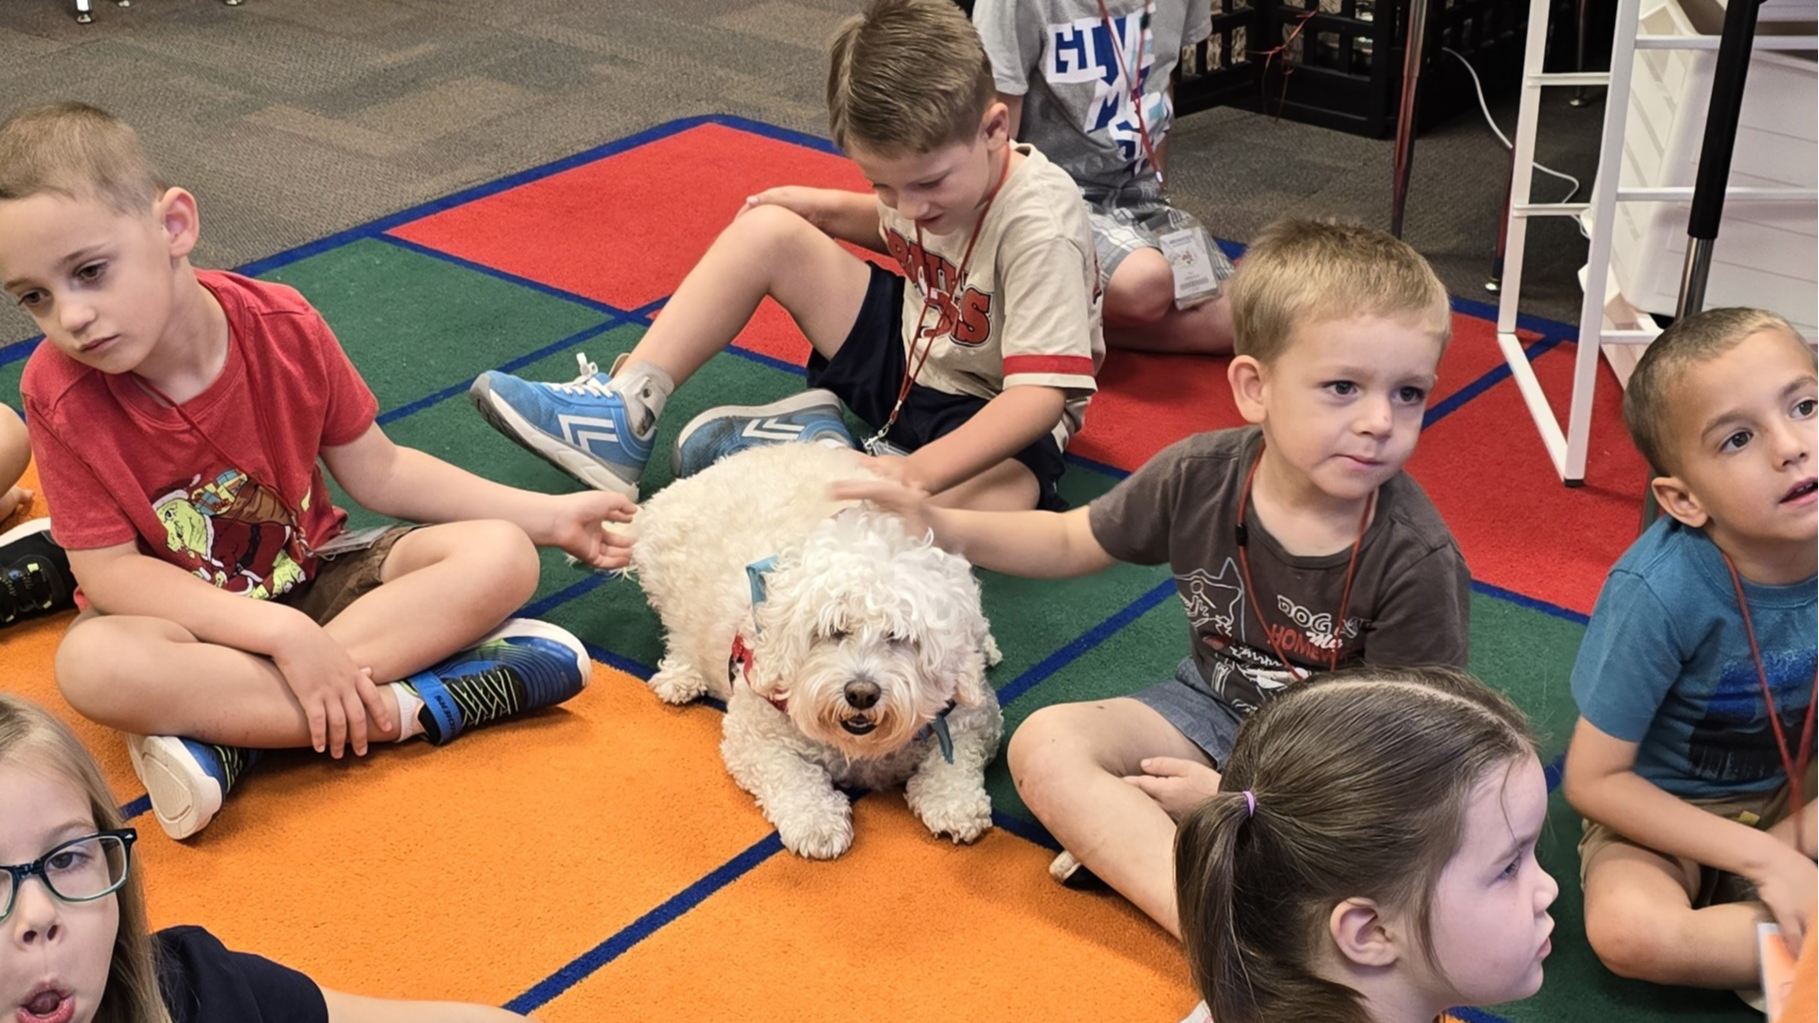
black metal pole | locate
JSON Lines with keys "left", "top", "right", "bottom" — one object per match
{"left": 1674, "top": 0, "right": 1766, "bottom": 320}
{"left": 1646, "top": 0, "right": 1765, "bottom": 529}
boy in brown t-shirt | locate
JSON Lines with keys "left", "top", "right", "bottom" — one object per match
{"left": 840, "top": 219, "right": 1471, "bottom": 935}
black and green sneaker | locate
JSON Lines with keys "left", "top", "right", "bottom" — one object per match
{"left": 401, "top": 619, "right": 591, "bottom": 745}
{"left": 0, "top": 519, "right": 76, "bottom": 626}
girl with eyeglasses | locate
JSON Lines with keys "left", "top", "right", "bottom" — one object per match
{"left": 0, "top": 694, "right": 531, "bottom": 1023}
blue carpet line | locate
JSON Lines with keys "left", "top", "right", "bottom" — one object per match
{"left": 991, "top": 809, "right": 1060, "bottom": 851}
{"left": 703, "top": 113, "right": 845, "bottom": 157}
{"left": 0, "top": 334, "right": 41, "bottom": 368}
{"left": 1451, "top": 1005, "right": 1521, "bottom": 1023}
{"left": 372, "top": 233, "right": 639, "bottom": 321}
{"left": 1189, "top": 234, "right": 1582, "bottom": 344}
{"left": 376, "top": 319, "right": 622, "bottom": 426}
{"left": 1424, "top": 334, "right": 1570, "bottom": 430}
{"left": 519, "top": 572, "right": 614, "bottom": 620}
{"left": 1450, "top": 293, "right": 1582, "bottom": 348}
{"left": 995, "top": 577, "right": 1179, "bottom": 708}
{"left": 504, "top": 831, "right": 786, "bottom": 1013}
{"left": 1470, "top": 580, "right": 1590, "bottom": 626}
{"left": 1545, "top": 752, "right": 1566, "bottom": 793}
{"left": 1062, "top": 449, "right": 1130, "bottom": 479}
{"left": 233, "top": 115, "right": 735, "bottom": 281}
{"left": 579, "top": 639, "right": 656, "bottom": 682}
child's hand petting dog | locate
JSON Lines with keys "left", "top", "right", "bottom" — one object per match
{"left": 1123, "top": 757, "right": 1221, "bottom": 821}
{"left": 832, "top": 461, "right": 936, "bottom": 543}
{"left": 545, "top": 491, "right": 637, "bottom": 570}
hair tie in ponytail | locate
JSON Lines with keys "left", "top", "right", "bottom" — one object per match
{"left": 1243, "top": 790, "right": 1256, "bottom": 818}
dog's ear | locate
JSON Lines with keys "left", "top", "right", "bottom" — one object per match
{"left": 951, "top": 644, "right": 992, "bottom": 708}
{"left": 748, "top": 561, "right": 807, "bottom": 699}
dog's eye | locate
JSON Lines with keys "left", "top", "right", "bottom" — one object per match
{"left": 827, "top": 627, "right": 850, "bottom": 641}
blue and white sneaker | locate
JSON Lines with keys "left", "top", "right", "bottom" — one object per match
{"left": 671, "top": 389, "right": 857, "bottom": 479}
{"left": 126, "top": 735, "right": 258, "bottom": 840}
{"left": 402, "top": 619, "right": 590, "bottom": 746}
{"left": 469, "top": 353, "right": 659, "bottom": 500}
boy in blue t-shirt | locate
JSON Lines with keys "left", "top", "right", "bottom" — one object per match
{"left": 1563, "top": 307, "right": 1817, "bottom": 992}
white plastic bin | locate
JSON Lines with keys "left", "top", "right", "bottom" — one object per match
{"left": 1604, "top": 0, "right": 1818, "bottom": 335}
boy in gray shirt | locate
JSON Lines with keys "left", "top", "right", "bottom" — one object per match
{"left": 839, "top": 220, "right": 1471, "bottom": 935}
{"left": 976, "top": 0, "right": 1237, "bottom": 354}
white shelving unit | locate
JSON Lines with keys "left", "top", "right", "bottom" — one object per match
{"left": 1492, "top": 0, "right": 1819, "bottom": 484}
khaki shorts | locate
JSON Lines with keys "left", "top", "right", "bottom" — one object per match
{"left": 1579, "top": 758, "right": 1818, "bottom": 902}
{"left": 69, "top": 524, "right": 416, "bottom": 630}
{"left": 284, "top": 524, "right": 416, "bottom": 624}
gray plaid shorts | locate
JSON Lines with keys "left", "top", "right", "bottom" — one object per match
{"left": 1083, "top": 180, "right": 1237, "bottom": 288}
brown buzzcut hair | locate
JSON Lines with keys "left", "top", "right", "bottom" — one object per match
{"left": 0, "top": 102, "right": 166, "bottom": 215}
{"left": 1227, "top": 218, "right": 1452, "bottom": 364}
{"left": 1174, "top": 665, "right": 1538, "bottom": 1023}
{"left": 1622, "top": 306, "right": 1810, "bottom": 475}
{"left": 826, "top": 0, "right": 996, "bottom": 156}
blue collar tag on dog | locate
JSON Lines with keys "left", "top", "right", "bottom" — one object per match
{"left": 917, "top": 700, "right": 958, "bottom": 763}
{"left": 744, "top": 556, "right": 779, "bottom": 629}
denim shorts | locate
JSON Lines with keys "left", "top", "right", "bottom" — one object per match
{"left": 1130, "top": 655, "right": 1244, "bottom": 767}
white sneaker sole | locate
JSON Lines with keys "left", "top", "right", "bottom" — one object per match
{"left": 0, "top": 517, "right": 54, "bottom": 546}
{"left": 125, "top": 734, "right": 223, "bottom": 841}
{"left": 670, "top": 388, "right": 847, "bottom": 474}
{"left": 485, "top": 618, "right": 592, "bottom": 687}
{"left": 473, "top": 385, "right": 642, "bottom": 501}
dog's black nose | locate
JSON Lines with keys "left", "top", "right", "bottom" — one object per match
{"left": 843, "top": 679, "right": 880, "bottom": 709}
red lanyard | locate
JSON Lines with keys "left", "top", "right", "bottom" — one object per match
{"left": 1234, "top": 443, "right": 1374, "bottom": 675}
{"left": 872, "top": 148, "right": 1015, "bottom": 444}
{"left": 133, "top": 373, "right": 308, "bottom": 543}
{"left": 1720, "top": 551, "right": 1817, "bottom": 833}
{"left": 1092, "top": 0, "right": 1165, "bottom": 188}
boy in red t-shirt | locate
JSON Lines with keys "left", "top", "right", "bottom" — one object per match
{"left": 0, "top": 103, "right": 636, "bottom": 840}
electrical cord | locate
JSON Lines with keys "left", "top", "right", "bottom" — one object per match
{"left": 1442, "top": 45, "right": 1583, "bottom": 204}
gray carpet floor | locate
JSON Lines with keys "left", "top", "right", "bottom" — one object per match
{"left": 0, "top": 0, "right": 1604, "bottom": 347}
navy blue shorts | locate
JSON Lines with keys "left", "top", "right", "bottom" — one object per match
{"left": 807, "top": 264, "right": 1069, "bottom": 511}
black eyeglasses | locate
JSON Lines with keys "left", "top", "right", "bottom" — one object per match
{"left": 1, "top": 828, "right": 136, "bottom": 920}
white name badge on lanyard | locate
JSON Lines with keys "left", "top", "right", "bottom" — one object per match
{"left": 1155, "top": 220, "right": 1224, "bottom": 309}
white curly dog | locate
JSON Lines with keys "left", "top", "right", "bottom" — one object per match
{"left": 630, "top": 442, "right": 1003, "bottom": 859}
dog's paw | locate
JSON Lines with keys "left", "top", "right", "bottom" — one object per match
{"left": 982, "top": 633, "right": 1003, "bottom": 668}
{"left": 911, "top": 790, "right": 993, "bottom": 845}
{"left": 648, "top": 658, "right": 710, "bottom": 705}
{"left": 773, "top": 803, "right": 855, "bottom": 860}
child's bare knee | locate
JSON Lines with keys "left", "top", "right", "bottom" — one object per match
{"left": 465, "top": 519, "right": 539, "bottom": 605}
{"left": 725, "top": 203, "right": 817, "bottom": 254}
{"left": 1107, "top": 253, "right": 1176, "bottom": 324}
{"left": 1008, "top": 706, "right": 1088, "bottom": 797}
{"left": 1583, "top": 896, "right": 1681, "bottom": 982}
{"left": 55, "top": 621, "right": 130, "bottom": 715}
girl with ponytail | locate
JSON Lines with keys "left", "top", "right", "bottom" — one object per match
{"left": 1175, "top": 666, "right": 1559, "bottom": 1023}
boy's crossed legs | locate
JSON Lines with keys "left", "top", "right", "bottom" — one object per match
{"left": 1010, "top": 694, "right": 1218, "bottom": 937}
{"left": 1581, "top": 788, "right": 1817, "bottom": 988}
{"left": 471, "top": 205, "right": 1047, "bottom": 511}
{"left": 55, "top": 519, "right": 586, "bottom": 837}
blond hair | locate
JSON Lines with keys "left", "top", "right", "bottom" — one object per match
{"left": 1623, "top": 306, "right": 1810, "bottom": 475}
{"left": 827, "top": 0, "right": 996, "bottom": 156}
{"left": 1228, "top": 219, "right": 1451, "bottom": 364}
{"left": 1175, "top": 666, "right": 1537, "bottom": 1023}
{"left": 0, "top": 695, "right": 173, "bottom": 1023}
{"left": 0, "top": 102, "right": 166, "bottom": 215}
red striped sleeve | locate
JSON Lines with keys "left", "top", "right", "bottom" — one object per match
{"left": 1002, "top": 354, "right": 1096, "bottom": 377}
